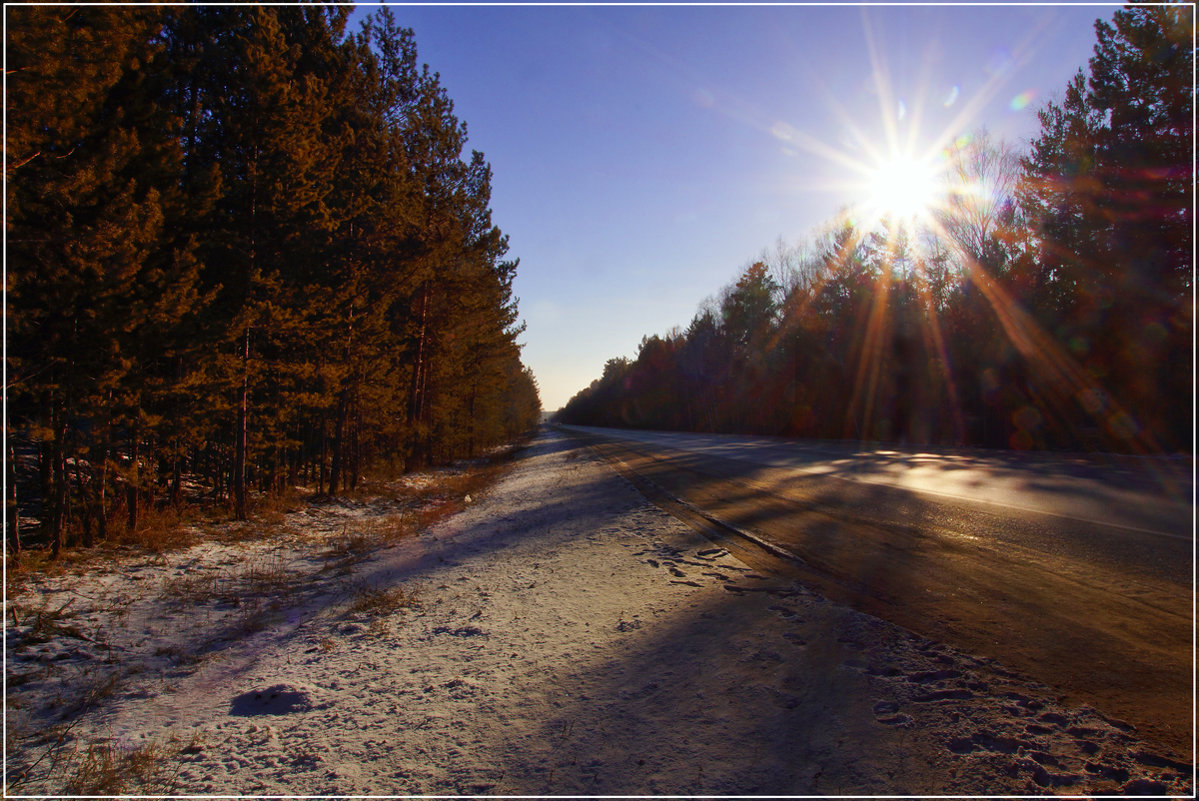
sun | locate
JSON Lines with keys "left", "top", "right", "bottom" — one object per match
{"left": 864, "top": 152, "right": 944, "bottom": 226}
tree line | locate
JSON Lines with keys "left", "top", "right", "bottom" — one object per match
{"left": 6, "top": 6, "right": 541, "bottom": 558}
{"left": 558, "top": 7, "right": 1190, "bottom": 457}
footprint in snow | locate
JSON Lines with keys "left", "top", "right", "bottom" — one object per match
{"left": 431, "top": 625, "right": 486, "bottom": 638}
{"left": 872, "top": 700, "right": 912, "bottom": 727}
{"left": 782, "top": 632, "right": 807, "bottom": 647}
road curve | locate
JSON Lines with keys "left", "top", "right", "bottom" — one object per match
{"left": 563, "top": 425, "right": 1194, "bottom": 758}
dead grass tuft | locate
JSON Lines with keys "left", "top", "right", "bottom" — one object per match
{"left": 110, "top": 504, "right": 198, "bottom": 552}
{"left": 61, "top": 740, "right": 171, "bottom": 795}
{"left": 9, "top": 596, "right": 90, "bottom": 645}
{"left": 347, "top": 582, "right": 420, "bottom": 618}
{"left": 158, "top": 549, "right": 297, "bottom": 609}
{"left": 358, "top": 512, "right": 412, "bottom": 544}
{"left": 45, "top": 730, "right": 203, "bottom": 796}
{"left": 249, "top": 489, "right": 305, "bottom": 524}
{"left": 320, "top": 528, "right": 378, "bottom": 574}
{"left": 5, "top": 670, "right": 132, "bottom": 794}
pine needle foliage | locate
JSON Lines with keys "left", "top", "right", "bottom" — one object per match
{"left": 6, "top": 7, "right": 540, "bottom": 553}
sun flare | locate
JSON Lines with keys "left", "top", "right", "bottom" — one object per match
{"left": 864, "top": 152, "right": 943, "bottom": 225}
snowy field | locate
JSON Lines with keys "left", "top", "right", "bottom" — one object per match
{"left": 5, "top": 428, "right": 1193, "bottom": 795}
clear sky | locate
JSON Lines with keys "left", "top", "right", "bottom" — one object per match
{"left": 362, "top": 3, "right": 1118, "bottom": 411}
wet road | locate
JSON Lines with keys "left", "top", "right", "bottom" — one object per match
{"left": 563, "top": 425, "right": 1194, "bottom": 757}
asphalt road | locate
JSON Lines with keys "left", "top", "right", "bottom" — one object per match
{"left": 563, "top": 425, "right": 1194, "bottom": 758}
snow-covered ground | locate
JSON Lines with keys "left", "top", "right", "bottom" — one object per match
{"left": 5, "top": 428, "right": 1193, "bottom": 795}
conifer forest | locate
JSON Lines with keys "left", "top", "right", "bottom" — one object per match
{"left": 558, "top": 8, "right": 1191, "bottom": 463}
{"left": 6, "top": 7, "right": 542, "bottom": 557}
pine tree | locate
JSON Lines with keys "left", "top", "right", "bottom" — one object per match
{"left": 9, "top": 5, "right": 542, "bottom": 557}
{"left": 180, "top": 7, "right": 340, "bottom": 516}
{"left": 1022, "top": 6, "right": 1193, "bottom": 451}
{"left": 6, "top": 5, "right": 199, "bottom": 550}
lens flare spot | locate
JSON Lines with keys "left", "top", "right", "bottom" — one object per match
{"left": 897, "top": 99, "right": 907, "bottom": 120}
{"left": 986, "top": 46, "right": 1014, "bottom": 76}
{"left": 1009, "top": 90, "right": 1036, "bottom": 111}
{"left": 693, "top": 87, "right": 715, "bottom": 109}
{"left": 1077, "top": 387, "right": 1106, "bottom": 415}
{"left": 1142, "top": 320, "right": 1167, "bottom": 345}
{"left": 1012, "top": 405, "right": 1043, "bottom": 431}
{"left": 943, "top": 85, "right": 960, "bottom": 107}
{"left": 1108, "top": 411, "right": 1139, "bottom": 439}
{"left": 771, "top": 121, "right": 796, "bottom": 142}
{"left": 1009, "top": 430, "right": 1035, "bottom": 450}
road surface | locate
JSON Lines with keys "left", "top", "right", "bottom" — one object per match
{"left": 563, "top": 425, "right": 1194, "bottom": 756}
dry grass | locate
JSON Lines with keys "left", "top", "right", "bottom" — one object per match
{"left": 347, "top": 582, "right": 421, "bottom": 618}
{"left": 5, "top": 669, "right": 129, "bottom": 795}
{"left": 322, "top": 527, "right": 378, "bottom": 560}
{"left": 30, "top": 730, "right": 204, "bottom": 796}
{"left": 248, "top": 489, "right": 306, "bottom": 526}
{"left": 312, "top": 454, "right": 520, "bottom": 576}
{"left": 62, "top": 740, "right": 174, "bottom": 795}
{"left": 158, "top": 549, "right": 297, "bottom": 609}
{"left": 357, "top": 512, "right": 412, "bottom": 544}
{"left": 157, "top": 569, "right": 225, "bottom": 607}
{"left": 109, "top": 504, "right": 199, "bottom": 552}
{"left": 13, "top": 444, "right": 518, "bottom": 579}
{"left": 9, "top": 596, "right": 88, "bottom": 644}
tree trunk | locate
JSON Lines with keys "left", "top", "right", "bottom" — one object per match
{"left": 328, "top": 389, "right": 347, "bottom": 495}
{"left": 169, "top": 452, "right": 183, "bottom": 507}
{"left": 233, "top": 326, "right": 249, "bottom": 520}
{"left": 7, "top": 441, "right": 21, "bottom": 564}
{"left": 407, "top": 282, "right": 430, "bottom": 468}
{"left": 95, "top": 445, "right": 108, "bottom": 542}
{"left": 317, "top": 411, "right": 327, "bottom": 495}
{"left": 126, "top": 429, "right": 140, "bottom": 532}
{"left": 47, "top": 411, "right": 68, "bottom": 559}
{"left": 74, "top": 453, "right": 93, "bottom": 548}
{"left": 468, "top": 379, "right": 478, "bottom": 458}
{"left": 349, "top": 398, "right": 360, "bottom": 491}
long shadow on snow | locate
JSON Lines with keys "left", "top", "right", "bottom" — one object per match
{"left": 488, "top": 580, "right": 913, "bottom": 795}
{"left": 571, "top": 429, "right": 1193, "bottom": 759}
{"left": 170, "top": 428, "right": 644, "bottom": 673}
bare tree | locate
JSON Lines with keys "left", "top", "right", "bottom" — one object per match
{"left": 934, "top": 129, "right": 1023, "bottom": 273}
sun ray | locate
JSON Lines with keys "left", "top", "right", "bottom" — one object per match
{"left": 846, "top": 251, "right": 893, "bottom": 441}
{"left": 911, "top": 246, "right": 967, "bottom": 444}
{"left": 750, "top": 8, "right": 1184, "bottom": 457}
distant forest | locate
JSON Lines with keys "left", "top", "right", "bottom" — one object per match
{"left": 6, "top": 6, "right": 541, "bottom": 556}
{"left": 559, "top": 7, "right": 1191, "bottom": 457}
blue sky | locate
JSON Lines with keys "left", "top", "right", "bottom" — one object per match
{"left": 362, "top": 4, "right": 1118, "bottom": 411}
